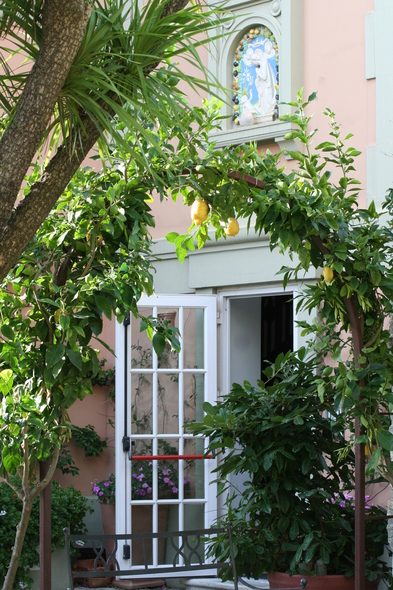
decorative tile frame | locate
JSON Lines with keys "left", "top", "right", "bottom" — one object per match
{"left": 208, "top": 0, "right": 303, "bottom": 150}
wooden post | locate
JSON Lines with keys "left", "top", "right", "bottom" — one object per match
{"left": 354, "top": 420, "right": 366, "bottom": 590}
{"left": 40, "top": 460, "right": 51, "bottom": 590}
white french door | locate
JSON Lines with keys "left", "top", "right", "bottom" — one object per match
{"left": 115, "top": 295, "right": 217, "bottom": 570}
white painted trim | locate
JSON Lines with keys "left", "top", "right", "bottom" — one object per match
{"left": 115, "top": 317, "right": 132, "bottom": 564}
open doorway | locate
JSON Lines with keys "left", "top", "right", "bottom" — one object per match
{"left": 229, "top": 293, "right": 294, "bottom": 389}
{"left": 221, "top": 290, "right": 295, "bottom": 513}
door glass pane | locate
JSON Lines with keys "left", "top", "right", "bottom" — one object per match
{"left": 183, "top": 308, "right": 204, "bottom": 369}
{"left": 157, "top": 308, "right": 179, "bottom": 369}
{"left": 184, "top": 505, "right": 205, "bottom": 563}
{"left": 131, "top": 307, "right": 153, "bottom": 368}
{"left": 184, "top": 504, "right": 205, "bottom": 530}
{"left": 157, "top": 439, "right": 179, "bottom": 500}
{"left": 161, "top": 505, "right": 179, "bottom": 564}
{"left": 184, "top": 373, "right": 204, "bottom": 426}
{"left": 184, "top": 438, "right": 205, "bottom": 499}
{"left": 130, "top": 373, "right": 152, "bottom": 434}
{"left": 157, "top": 373, "right": 179, "bottom": 434}
{"left": 131, "top": 504, "right": 152, "bottom": 565}
{"left": 131, "top": 440, "right": 153, "bottom": 500}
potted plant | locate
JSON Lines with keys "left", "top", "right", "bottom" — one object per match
{"left": 188, "top": 349, "right": 392, "bottom": 589}
{"left": 92, "top": 472, "right": 116, "bottom": 540}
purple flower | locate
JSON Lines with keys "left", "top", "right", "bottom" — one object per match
{"left": 147, "top": 487, "right": 152, "bottom": 494}
{"left": 172, "top": 487, "right": 178, "bottom": 494}
{"left": 134, "top": 489, "right": 140, "bottom": 495}
{"left": 132, "top": 473, "right": 138, "bottom": 479}
{"left": 93, "top": 485, "right": 100, "bottom": 494}
{"left": 184, "top": 478, "right": 190, "bottom": 485}
{"left": 330, "top": 498, "right": 335, "bottom": 504}
{"left": 162, "top": 469, "right": 171, "bottom": 476}
{"left": 344, "top": 493, "right": 352, "bottom": 501}
{"left": 99, "top": 491, "right": 104, "bottom": 497}
{"left": 104, "top": 482, "right": 110, "bottom": 487}
{"left": 340, "top": 501, "right": 346, "bottom": 508}
{"left": 137, "top": 474, "right": 145, "bottom": 481}
{"left": 164, "top": 477, "right": 170, "bottom": 484}
{"left": 142, "top": 483, "right": 149, "bottom": 489}
{"left": 365, "top": 495, "right": 370, "bottom": 501}
{"left": 140, "top": 490, "right": 146, "bottom": 496}
{"left": 365, "top": 505, "right": 370, "bottom": 510}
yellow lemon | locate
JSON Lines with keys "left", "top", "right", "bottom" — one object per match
{"left": 191, "top": 198, "right": 209, "bottom": 225}
{"left": 323, "top": 266, "right": 334, "bottom": 283}
{"left": 365, "top": 444, "right": 375, "bottom": 458}
{"left": 54, "top": 308, "right": 68, "bottom": 323}
{"left": 225, "top": 217, "right": 239, "bottom": 237}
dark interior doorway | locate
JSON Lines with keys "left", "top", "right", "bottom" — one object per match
{"left": 260, "top": 294, "right": 293, "bottom": 377}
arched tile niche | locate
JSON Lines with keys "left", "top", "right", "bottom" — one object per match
{"left": 208, "top": 0, "right": 303, "bottom": 151}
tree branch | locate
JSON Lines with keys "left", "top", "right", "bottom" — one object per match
{"left": 0, "top": 0, "right": 91, "bottom": 240}
{"left": 0, "top": 110, "right": 101, "bottom": 281}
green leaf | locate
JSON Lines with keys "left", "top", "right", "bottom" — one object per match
{"left": 94, "top": 295, "right": 113, "bottom": 320}
{"left": 152, "top": 333, "right": 166, "bottom": 356}
{"left": 46, "top": 344, "right": 65, "bottom": 369}
{"left": 166, "top": 232, "right": 179, "bottom": 243}
{"left": 289, "top": 519, "right": 299, "bottom": 540}
{"left": 365, "top": 447, "right": 381, "bottom": 476}
{"left": 2, "top": 447, "right": 20, "bottom": 473}
{"left": 377, "top": 430, "right": 393, "bottom": 451}
{"left": 59, "top": 314, "right": 70, "bottom": 331}
{"left": 1, "top": 324, "right": 14, "bottom": 341}
{"left": 121, "top": 284, "right": 135, "bottom": 306}
{"left": 67, "top": 349, "right": 83, "bottom": 372}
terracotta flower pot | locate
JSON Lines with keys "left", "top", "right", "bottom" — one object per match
{"left": 100, "top": 502, "right": 116, "bottom": 554}
{"left": 267, "top": 572, "right": 380, "bottom": 590}
{"left": 100, "top": 502, "right": 116, "bottom": 536}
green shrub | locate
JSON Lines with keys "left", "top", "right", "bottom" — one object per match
{"left": 0, "top": 480, "right": 92, "bottom": 588}
{"left": 190, "top": 349, "right": 392, "bottom": 584}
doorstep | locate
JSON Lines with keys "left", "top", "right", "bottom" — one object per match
{"left": 75, "top": 579, "right": 165, "bottom": 590}
{"left": 184, "top": 579, "right": 269, "bottom": 590}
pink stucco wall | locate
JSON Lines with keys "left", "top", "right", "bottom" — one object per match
{"left": 56, "top": 319, "right": 116, "bottom": 495}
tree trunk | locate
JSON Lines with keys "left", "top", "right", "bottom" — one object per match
{"left": 2, "top": 495, "right": 35, "bottom": 590}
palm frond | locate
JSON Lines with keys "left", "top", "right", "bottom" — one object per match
{"left": 0, "top": 0, "right": 230, "bottom": 162}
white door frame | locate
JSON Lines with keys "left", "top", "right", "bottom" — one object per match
{"left": 115, "top": 294, "right": 217, "bottom": 570}
{"left": 218, "top": 284, "right": 300, "bottom": 402}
